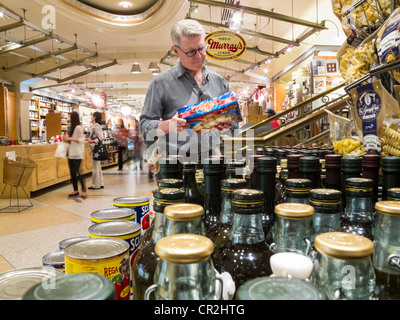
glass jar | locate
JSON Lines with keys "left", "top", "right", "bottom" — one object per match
{"left": 271, "top": 203, "right": 315, "bottom": 256}
{"left": 146, "top": 234, "right": 222, "bottom": 300}
{"left": 212, "top": 189, "right": 273, "bottom": 286}
{"left": 373, "top": 201, "right": 400, "bottom": 299}
{"left": 309, "top": 188, "right": 342, "bottom": 235}
{"left": 207, "top": 178, "right": 247, "bottom": 250}
{"left": 311, "top": 232, "right": 375, "bottom": 300}
{"left": 340, "top": 177, "right": 374, "bottom": 241}
{"left": 163, "top": 203, "right": 206, "bottom": 236}
{"left": 283, "top": 178, "right": 312, "bottom": 204}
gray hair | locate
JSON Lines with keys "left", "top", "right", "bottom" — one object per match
{"left": 170, "top": 19, "right": 205, "bottom": 47}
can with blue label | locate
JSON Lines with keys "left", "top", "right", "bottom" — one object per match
{"left": 113, "top": 196, "right": 150, "bottom": 237}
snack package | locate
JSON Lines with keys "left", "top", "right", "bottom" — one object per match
{"left": 380, "top": 113, "right": 400, "bottom": 156}
{"left": 337, "top": 30, "right": 378, "bottom": 84}
{"left": 178, "top": 92, "right": 242, "bottom": 132}
{"left": 376, "top": 7, "right": 400, "bottom": 83}
{"left": 350, "top": 79, "right": 399, "bottom": 154}
{"left": 378, "top": 0, "right": 400, "bottom": 18}
{"left": 325, "top": 109, "right": 366, "bottom": 156}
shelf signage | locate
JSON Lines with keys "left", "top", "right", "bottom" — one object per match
{"left": 205, "top": 30, "right": 246, "bottom": 61}
{"left": 92, "top": 93, "right": 107, "bottom": 108}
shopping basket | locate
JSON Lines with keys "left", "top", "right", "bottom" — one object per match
{"left": 1, "top": 155, "right": 36, "bottom": 213}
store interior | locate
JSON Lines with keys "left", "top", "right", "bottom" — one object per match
{"left": 1, "top": 0, "right": 400, "bottom": 301}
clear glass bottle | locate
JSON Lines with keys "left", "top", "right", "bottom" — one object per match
{"left": 148, "top": 234, "right": 221, "bottom": 300}
{"left": 182, "top": 162, "right": 204, "bottom": 206}
{"left": 373, "top": 201, "right": 400, "bottom": 300}
{"left": 207, "top": 178, "right": 247, "bottom": 250}
{"left": 202, "top": 158, "right": 223, "bottom": 233}
{"left": 309, "top": 188, "right": 342, "bottom": 235}
{"left": 270, "top": 203, "right": 315, "bottom": 256}
{"left": 311, "top": 232, "right": 375, "bottom": 300}
{"left": 340, "top": 177, "right": 374, "bottom": 241}
{"left": 163, "top": 203, "right": 206, "bottom": 236}
{"left": 212, "top": 189, "right": 273, "bottom": 287}
{"left": 132, "top": 188, "right": 185, "bottom": 300}
{"left": 140, "top": 187, "right": 185, "bottom": 249}
{"left": 283, "top": 178, "right": 312, "bottom": 204}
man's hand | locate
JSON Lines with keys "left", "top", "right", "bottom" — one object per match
{"left": 157, "top": 112, "right": 189, "bottom": 134}
{"left": 215, "top": 122, "right": 233, "bottom": 132}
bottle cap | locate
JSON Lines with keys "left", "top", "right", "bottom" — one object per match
{"left": 203, "top": 158, "right": 224, "bottom": 174}
{"left": 153, "top": 188, "right": 185, "bottom": 200}
{"left": 182, "top": 162, "right": 197, "bottom": 171}
{"left": 274, "top": 203, "right": 314, "bottom": 219}
{"left": 314, "top": 232, "right": 373, "bottom": 260}
{"left": 375, "top": 200, "right": 400, "bottom": 216}
{"left": 155, "top": 234, "right": 213, "bottom": 264}
{"left": 309, "top": 188, "right": 342, "bottom": 200}
{"left": 257, "top": 157, "right": 277, "bottom": 174}
{"left": 345, "top": 177, "right": 373, "bottom": 194}
{"left": 341, "top": 156, "right": 362, "bottom": 173}
{"left": 382, "top": 156, "right": 400, "bottom": 172}
{"left": 221, "top": 179, "right": 248, "bottom": 192}
{"left": 157, "top": 178, "right": 184, "bottom": 189}
{"left": 164, "top": 203, "right": 203, "bottom": 221}
{"left": 299, "top": 156, "right": 320, "bottom": 173}
{"left": 388, "top": 188, "right": 400, "bottom": 200}
{"left": 231, "top": 189, "right": 264, "bottom": 212}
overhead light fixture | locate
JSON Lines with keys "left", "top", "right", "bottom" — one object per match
{"left": 148, "top": 62, "right": 159, "bottom": 71}
{"left": 119, "top": 1, "right": 132, "bottom": 8}
{"left": 229, "top": 10, "right": 243, "bottom": 31}
{"left": 152, "top": 68, "right": 161, "bottom": 76}
{"left": 131, "top": 63, "right": 142, "bottom": 74}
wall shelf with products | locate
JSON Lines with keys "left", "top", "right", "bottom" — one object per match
{"left": 29, "top": 95, "right": 77, "bottom": 140}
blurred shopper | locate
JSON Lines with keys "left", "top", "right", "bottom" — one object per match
{"left": 113, "top": 118, "right": 134, "bottom": 171}
{"left": 63, "top": 111, "right": 86, "bottom": 199}
{"left": 132, "top": 119, "right": 144, "bottom": 172}
{"left": 87, "top": 111, "right": 104, "bottom": 190}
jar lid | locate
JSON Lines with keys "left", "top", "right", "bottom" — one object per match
{"left": 88, "top": 220, "right": 141, "bottom": 238}
{"left": 221, "top": 178, "right": 248, "bottom": 191}
{"left": 157, "top": 178, "right": 184, "bottom": 189}
{"left": 23, "top": 273, "right": 115, "bottom": 300}
{"left": 375, "top": 201, "right": 400, "bottom": 216}
{"left": 235, "top": 277, "right": 325, "bottom": 300}
{"left": 0, "top": 267, "right": 63, "bottom": 300}
{"left": 153, "top": 188, "right": 185, "bottom": 200}
{"left": 90, "top": 208, "right": 135, "bottom": 223}
{"left": 388, "top": 188, "right": 400, "bottom": 200}
{"left": 155, "top": 234, "right": 213, "bottom": 264}
{"left": 59, "top": 236, "right": 89, "bottom": 250}
{"left": 232, "top": 188, "right": 264, "bottom": 201}
{"left": 274, "top": 203, "right": 314, "bottom": 219}
{"left": 314, "top": 232, "right": 373, "bottom": 260}
{"left": 164, "top": 203, "right": 203, "bottom": 221}
{"left": 309, "top": 188, "right": 342, "bottom": 200}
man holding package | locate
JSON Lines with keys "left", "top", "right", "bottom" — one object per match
{"left": 140, "top": 19, "right": 234, "bottom": 173}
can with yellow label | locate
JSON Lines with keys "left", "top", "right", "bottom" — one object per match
{"left": 64, "top": 238, "right": 130, "bottom": 300}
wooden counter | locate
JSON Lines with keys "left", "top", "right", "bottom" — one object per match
{"left": 0, "top": 142, "right": 92, "bottom": 198}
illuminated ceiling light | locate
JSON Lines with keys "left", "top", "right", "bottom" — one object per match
{"left": 152, "top": 67, "right": 161, "bottom": 76}
{"left": 286, "top": 46, "right": 292, "bottom": 53}
{"left": 148, "top": 62, "right": 159, "bottom": 71}
{"left": 263, "top": 67, "right": 268, "bottom": 74}
{"left": 229, "top": 10, "right": 243, "bottom": 31}
{"left": 131, "top": 63, "right": 141, "bottom": 74}
{"left": 119, "top": 1, "right": 132, "bottom": 8}
{"left": 121, "top": 105, "right": 131, "bottom": 116}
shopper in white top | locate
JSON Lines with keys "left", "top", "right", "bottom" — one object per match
{"left": 87, "top": 111, "right": 104, "bottom": 190}
{"left": 63, "top": 111, "right": 87, "bottom": 199}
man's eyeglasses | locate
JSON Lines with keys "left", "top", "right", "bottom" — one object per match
{"left": 176, "top": 45, "right": 208, "bottom": 57}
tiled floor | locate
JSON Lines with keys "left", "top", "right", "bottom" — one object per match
{"left": 0, "top": 160, "right": 156, "bottom": 273}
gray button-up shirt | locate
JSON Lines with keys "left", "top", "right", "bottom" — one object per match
{"left": 140, "top": 60, "right": 230, "bottom": 158}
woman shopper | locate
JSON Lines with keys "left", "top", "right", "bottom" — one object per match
{"left": 113, "top": 118, "right": 134, "bottom": 171}
{"left": 132, "top": 119, "right": 143, "bottom": 171}
{"left": 63, "top": 111, "right": 87, "bottom": 199}
{"left": 87, "top": 111, "right": 104, "bottom": 190}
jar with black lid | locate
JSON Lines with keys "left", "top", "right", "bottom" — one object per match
{"left": 159, "top": 157, "right": 181, "bottom": 179}
{"left": 309, "top": 188, "right": 342, "bottom": 235}
{"left": 212, "top": 189, "right": 273, "bottom": 286}
{"left": 207, "top": 178, "right": 247, "bottom": 251}
{"left": 283, "top": 178, "right": 312, "bottom": 204}
{"left": 340, "top": 177, "right": 374, "bottom": 241}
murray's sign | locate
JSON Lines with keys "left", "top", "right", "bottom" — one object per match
{"left": 205, "top": 30, "right": 246, "bottom": 61}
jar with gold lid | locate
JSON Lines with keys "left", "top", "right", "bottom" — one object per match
{"left": 145, "top": 234, "right": 222, "bottom": 300}
{"left": 373, "top": 201, "right": 400, "bottom": 299}
{"left": 311, "top": 232, "right": 375, "bottom": 300}
{"left": 163, "top": 203, "right": 206, "bottom": 236}
{"left": 309, "top": 188, "right": 342, "bottom": 235}
{"left": 270, "top": 203, "right": 315, "bottom": 256}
